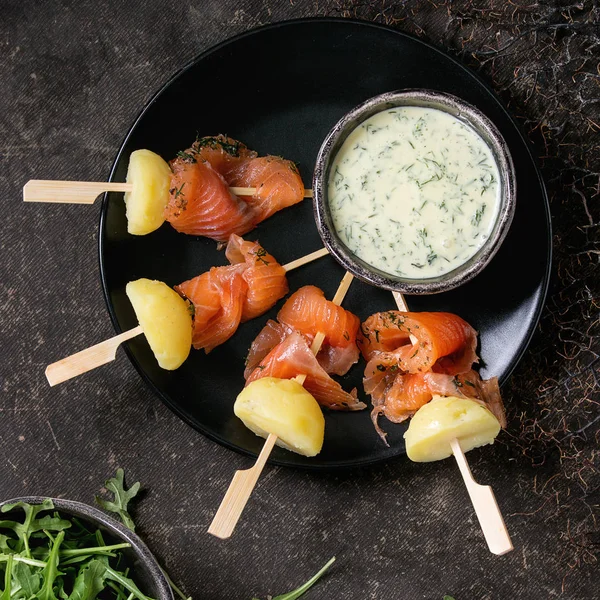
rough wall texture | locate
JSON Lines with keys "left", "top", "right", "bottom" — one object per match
{"left": 1, "top": 1, "right": 598, "bottom": 599}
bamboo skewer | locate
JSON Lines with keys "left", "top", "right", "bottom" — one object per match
{"left": 45, "top": 326, "right": 143, "bottom": 386}
{"left": 207, "top": 271, "right": 355, "bottom": 539}
{"left": 450, "top": 438, "right": 513, "bottom": 555}
{"left": 282, "top": 247, "right": 329, "bottom": 272}
{"left": 392, "top": 291, "right": 512, "bottom": 555}
{"left": 44, "top": 247, "right": 331, "bottom": 387}
{"left": 23, "top": 181, "right": 134, "bottom": 204}
{"left": 231, "top": 186, "right": 313, "bottom": 199}
{"left": 22, "top": 180, "right": 313, "bottom": 204}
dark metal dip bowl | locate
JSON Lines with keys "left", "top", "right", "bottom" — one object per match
{"left": 0, "top": 497, "right": 173, "bottom": 600}
{"left": 313, "top": 89, "right": 517, "bottom": 294}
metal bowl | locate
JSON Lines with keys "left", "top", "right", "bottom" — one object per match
{"left": 313, "top": 89, "right": 517, "bottom": 294}
{"left": 0, "top": 496, "right": 173, "bottom": 600}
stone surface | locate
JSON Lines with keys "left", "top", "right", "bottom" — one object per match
{"left": 1, "top": 1, "right": 598, "bottom": 599}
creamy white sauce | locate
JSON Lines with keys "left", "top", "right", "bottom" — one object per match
{"left": 328, "top": 106, "right": 501, "bottom": 279}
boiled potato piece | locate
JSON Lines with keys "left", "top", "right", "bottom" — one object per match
{"left": 234, "top": 377, "right": 325, "bottom": 457}
{"left": 404, "top": 395, "right": 501, "bottom": 462}
{"left": 126, "top": 278, "right": 192, "bottom": 370}
{"left": 124, "top": 149, "right": 172, "bottom": 235}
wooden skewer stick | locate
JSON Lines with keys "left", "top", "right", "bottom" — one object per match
{"left": 23, "top": 181, "right": 134, "bottom": 205}
{"left": 44, "top": 247, "right": 330, "bottom": 387}
{"left": 450, "top": 438, "right": 513, "bottom": 555}
{"left": 392, "top": 291, "right": 513, "bottom": 555}
{"left": 282, "top": 247, "right": 329, "bottom": 272}
{"left": 23, "top": 180, "right": 313, "bottom": 204}
{"left": 45, "top": 326, "right": 143, "bottom": 386}
{"left": 208, "top": 271, "right": 355, "bottom": 539}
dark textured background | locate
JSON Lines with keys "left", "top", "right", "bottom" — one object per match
{"left": 1, "top": 1, "right": 598, "bottom": 599}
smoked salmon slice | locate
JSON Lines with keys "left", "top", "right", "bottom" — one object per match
{"left": 244, "top": 320, "right": 289, "bottom": 379}
{"left": 175, "top": 234, "right": 288, "bottom": 353}
{"left": 225, "top": 234, "right": 289, "bottom": 322}
{"left": 165, "top": 135, "right": 305, "bottom": 241}
{"left": 191, "top": 135, "right": 257, "bottom": 178}
{"left": 176, "top": 264, "right": 247, "bottom": 352}
{"left": 369, "top": 370, "right": 506, "bottom": 427}
{"left": 245, "top": 331, "right": 366, "bottom": 411}
{"left": 278, "top": 285, "right": 360, "bottom": 374}
{"left": 165, "top": 158, "right": 255, "bottom": 241}
{"left": 357, "top": 311, "right": 478, "bottom": 375}
{"left": 228, "top": 156, "right": 305, "bottom": 222}
{"left": 245, "top": 286, "right": 361, "bottom": 377}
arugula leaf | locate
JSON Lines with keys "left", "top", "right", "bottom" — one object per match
{"left": 13, "top": 560, "right": 42, "bottom": 597}
{"left": 159, "top": 569, "right": 191, "bottom": 600}
{"left": 95, "top": 469, "right": 140, "bottom": 532}
{"left": 106, "top": 580, "right": 130, "bottom": 600}
{"left": 105, "top": 566, "right": 154, "bottom": 600}
{"left": 95, "top": 471, "right": 191, "bottom": 600}
{"left": 55, "top": 577, "right": 69, "bottom": 600}
{"left": 1, "top": 553, "right": 13, "bottom": 600}
{"left": 0, "top": 500, "right": 71, "bottom": 558}
{"left": 37, "top": 530, "right": 65, "bottom": 600}
{"left": 253, "top": 557, "right": 335, "bottom": 600}
{"left": 443, "top": 596, "right": 456, "bottom": 600}
{"left": 67, "top": 559, "right": 107, "bottom": 600}
{"left": 0, "top": 495, "right": 155, "bottom": 600}
{"left": 0, "top": 534, "right": 14, "bottom": 554}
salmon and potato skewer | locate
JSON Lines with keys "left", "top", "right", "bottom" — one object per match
{"left": 125, "top": 135, "right": 307, "bottom": 238}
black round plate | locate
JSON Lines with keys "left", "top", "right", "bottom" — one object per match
{"left": 99, "top": 19, "right": 551, "bottom": 469}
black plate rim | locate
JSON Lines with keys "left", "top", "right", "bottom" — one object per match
{"left": 98, "top": 17, "right": 552, "bottom": 471}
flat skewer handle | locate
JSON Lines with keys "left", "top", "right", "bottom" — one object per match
{"left": 208, "top": 271, "right": 355, "bottom": 539}
{"left": 23, "top": 180, "right": 132, "bottom": 204}
{"left": 450, "top": 439, "right": 513, "bottom": 555}
{"left": 45, "top": 325, "right": 143, "bottom": 386}
{"left": 207, "top": 433, "right": 277, "bottom": 539}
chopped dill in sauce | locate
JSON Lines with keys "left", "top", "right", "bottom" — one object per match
{"left": 328, "top": 106, "right": 501, "bottom": 279}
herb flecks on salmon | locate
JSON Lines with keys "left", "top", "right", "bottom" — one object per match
{"left": 165, "top": 135, "right": 305, "bottom": 241}
{"left": 358, "top": 310, "right": 505, "bottom": 442}
{"left": 175, "top": 234, "right": 287, "bottom": 352}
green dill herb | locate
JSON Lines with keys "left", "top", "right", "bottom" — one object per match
{"left": 252, "top": 246, "right": 270, "bottom": 266}
{"left": 471, "top": 203, "right": 486, "bottom": 227}
{"left": 176, "top": 150, "right": 196, "bottom": 163}
{"left": 174, "top": 183, "right": 185, "bottom": 199}
{"left": 194, "top": 135, "right": 241, "bottom": 156}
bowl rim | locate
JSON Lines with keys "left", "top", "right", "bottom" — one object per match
{"left": 312, "top": 88, "right": 517, "bottom": 294}
{"left": 0, "top": 496, "right": 173, "bottom": 600}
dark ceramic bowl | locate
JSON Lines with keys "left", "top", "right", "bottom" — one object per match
{"left": 0, "top": 497, "right": 173, "bottom": 600}
{"left": 313, "top": 89, "right": 517, "bottom": 294}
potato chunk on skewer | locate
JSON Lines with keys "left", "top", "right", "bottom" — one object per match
{"left": 126, "top": 278, "right": 192, "bottom": 370}
{"left": 124, "top": 150, "right": 172, "bottom": 235}
{"left": 234, "top": 377, "right": 325, "bottom": 457}
{"left": 404, "top": 395, "right": 501, "bottom": 462}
